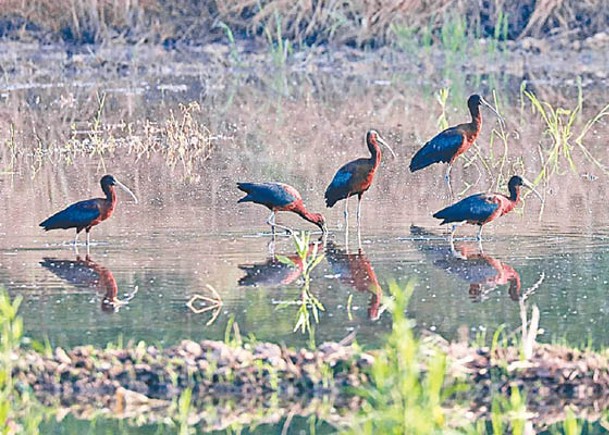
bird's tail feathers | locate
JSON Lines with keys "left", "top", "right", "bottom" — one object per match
{"left": 409, "top": 149, "right": 434, "bottom": 172}
{"left": 237, "top": 182, "right": 256, "bottom": 203}
{"left": 324, "top": 192, "right": 339, "bottom": 208}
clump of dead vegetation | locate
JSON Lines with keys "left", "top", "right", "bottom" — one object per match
{"left": 0, "top": 0, "right": 607, "bottom": 47}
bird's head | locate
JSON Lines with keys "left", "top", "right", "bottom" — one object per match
{"left": 367, "top": 129, "right": 397, "bottom": 159}
{"left": 100, "top": 174, "right": 139, "bottom": 204}
{"left": 468, "top": 94, "right": 505, "bottom": 128}
{"left": 311, "top": 213, "right": 327, "bottom": 234}
{"left": 468, "top": 94, "right": 483, "bottom": 108}
{"left": 508, "top": 175, "right": 543, "bottom": 201}
{"left": 101, "top": 174, "right": 117, "bottom": 187}
{"left": 508, "top": 175, "right": 525, "bottom": 188}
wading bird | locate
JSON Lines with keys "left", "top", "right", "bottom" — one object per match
{"left": 39, "top": 175, "right": 138, "bottom": 246}
{"left": 410, "top": 226, "right": 521, "bottom": 302}
{"left": 40, "top": 255, "right": 137, "bottom": 312}
{"left": 238, "top": 240, "right": 322, "bottom": 288}
{"left": 432, "top": 175, "right": 542, "bottom": 242}
{"left": 237, "top": 182, "right": 327, "bottom": 236}
{"left": 409, "top": 94, "right": 504, "bottom": 197}
{"left": 324, "top": 130, "right": 396, "bottom": 239}
{"left": 326, "top": 241, "right": 384, "bottom": 321}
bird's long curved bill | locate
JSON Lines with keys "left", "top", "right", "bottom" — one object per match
{"left": 480, "top": 97, "right": 506, "bottom": 128}
{"left": 523, "top": 179, "right": 543, "bottom": 202}
{"left": 378, "top": 137, "right": 397, "bottom": 159}
{"left": 116, "top": 180, "right": 139, "bottom": 204}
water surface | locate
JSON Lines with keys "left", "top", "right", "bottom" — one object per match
{"left": 1, "top": 52, "right": 609, "bottom": 355}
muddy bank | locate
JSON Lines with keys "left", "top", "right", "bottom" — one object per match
{"left": 450, "top": 342, "right": 609, "bottom": 427}
{"left": 11, "top": 338, "right": 609, "bottom": 429}
{"left": 13, "top": 339, "right": 371, "bottom": 406}
{"left": 1, "top": 38, "right": 608, "bottom": 95}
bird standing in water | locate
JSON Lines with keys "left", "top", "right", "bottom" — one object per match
{"left": 39, "top": 175, "right": 138, "bottom": 247}
{"left": 237, "top": 182, "right": 327, "bottom": 236}
{"left": 324, "top": 130, "right": 396, "bottom": 243}
{"left": 409, "top": 94, "right": 504, "bottom": 197}
{"left": 433, "top": 175, "right": 542, "bottom": 242}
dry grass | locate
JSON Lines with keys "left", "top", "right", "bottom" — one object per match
{"left": 0, "top": 0, "right": 607, "bottom": 46}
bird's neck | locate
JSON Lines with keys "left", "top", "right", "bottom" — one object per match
{"left": 297, "top": 208, "right": 322, "bottom": 227}
{"left": 368, "top": 139, "right": 382, "bottom": 166}
{"left": 508, "top": 185, "right": 521, "bottom": 203}
{"left": 103, "top": 185, "right": 117, "bottom": 204}
{"left": 469, "top": 104, "right": 482, "bottom": 128}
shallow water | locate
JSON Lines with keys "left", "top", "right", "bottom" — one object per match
{"left": 1, "top": 46, "right": 609, "bottom": 430}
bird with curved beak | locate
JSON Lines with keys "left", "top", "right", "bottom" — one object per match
{"left": 237, "top": 182, "right": 327, "bottom": 237}
{"left": 432, "top": 175, "right": 542, "bottom": 244}
{"left": 324, "top": 129, "right": 396, "bottom": 245}
{"left": 40, "top": 175, "right": 138, "bottom": 247}
{"left": 410, "top": 94, "right": 505, "bottom": 198}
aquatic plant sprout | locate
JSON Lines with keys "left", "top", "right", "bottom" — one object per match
{"left": 525, "top": 89, "right": 609, "bottom": 185}
{"left": 276, "top": 231, "right": 325, "bottom": 335}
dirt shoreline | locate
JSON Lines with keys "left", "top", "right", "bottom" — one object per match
{"left": 11, "top": 338, "right": 609, "bottom": 429}
{"left": 0, "top": 37, "right": 607, "bottom": 91}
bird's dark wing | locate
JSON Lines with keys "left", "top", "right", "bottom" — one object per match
{"left": 409, "top": 127, "right": 464, "bottom": 172}
{"left": 39, "top": 199, "right": 101, "bottom": 230}
{"left": 324, "top": 159, "right": 371, "bottom": 207}
{"left": 39, "top": 258, "right": 100, "bottom": 286}
{"left": 237, "top": 182, "right": 296, "bottom": 207}
{"left": 238, "top": 259, "right": 297, "bottom": 287}
{"left": 433, "top": 194, "right": 498, "bottom": 225}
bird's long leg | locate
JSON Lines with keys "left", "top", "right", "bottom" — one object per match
{"left": 86, "top": 230, "right": 90, "bottom": 247}
{"left": 450, "top": 237, "right": 467, "bottom": 260}
{"left": 344, "top": 197, "right": 349, "bottom": 229}
{"left": 267, "top": 211, "right": 293, "bottom": 236}
{"left": 450, "top": 224, "right": 458, "bottom": 241}
{"left": 445, "top": 164, "right": 454, "bottom": 199}
{"left": 476, "top": 225, "right": 483, "bottom": 241}
{"left": 477, "top": 238, "right": 484, "bottom": 254}
{"left": 266, "top": 211, "right": 276, "bottom": 238}
{"left": 344, "top": 197, "right": 349, "bottom": 243}
{"left": 267, "top": 239, "right": 276, "bottom": 256}
{"left": 356, "top": 195, "right": 362, "bottom": 249}
{"left": 356, "top": 195, "right": 362, "bottom": 232}
{"left": 73, "top": 231, "right": 80, "bottom": 246}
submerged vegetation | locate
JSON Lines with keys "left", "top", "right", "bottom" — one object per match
{"left": 276, "top": 232, "right": 325, "bottom": 336}
{"left": 524, "top": 88, "right": 609, "bottom": 185}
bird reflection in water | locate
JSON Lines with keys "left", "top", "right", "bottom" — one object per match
{"left": 410, "top": 226, "right": 520, "bottom": 302}
{"left": 39, "top": 255, "right": 137, "bottom": 312}
{"left": 325, "top": 240, "right": 385, "bottom": 320}
{"left": 238, "top": 256, "right": 303, "bottom": 288}
{"left": 238, "top": 240, "right": 322, "bottom": 288}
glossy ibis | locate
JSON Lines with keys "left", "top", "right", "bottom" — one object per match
{"left": 238, "top": 240, "right": 322, "bottom": 287}
{"left": 324, "top": 130, "right": 396, "bottom": 239}
{"left": 40, "top": 254, "right": 137, "bottom": 312}
{"left": 409, "top": 94, "right": 504, "bottom": 197}
{"left": 410, "top": 225, "right": 521, "bottom": 301}
{"left": 326, "top": 240, "right": 384, "bottom": 320}
{"left": 433, "top": 175, "right": 542, "bottom": 241}
{"left": 237, "top": 182, "right": 327, "bottom": 235}
{"left": 39, "top": 175, "right": 138, "bottom": 246}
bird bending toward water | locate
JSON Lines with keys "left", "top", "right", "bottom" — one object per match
{"left": 433, "top": 175, "right": 542, "bottom": 242}
{"left": 237, "top": 182, "right": 327, "bottom": 236}
{"left": 39, "top": 175, "right": 138, "bottom": 247}
{"left": 324, "top": 130, "right": 396, "bottom": 242}
{"left": 409, "top": 94, "right": 504, "bottom": 197}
